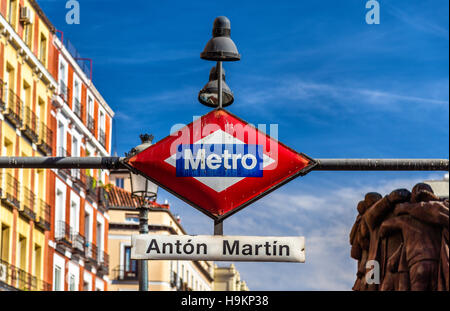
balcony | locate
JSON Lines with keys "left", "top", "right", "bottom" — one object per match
{"left": 59, "top": 80, "right": 70, "bottom": 104}
{"left": 71, "top": 168, "right": 86, "bottom": 192}
{"left": 21, "top": 106, "right": 39, "bottom": 143}
{"left": 0, "top": 79, "right": 6, "bottom": 111}
{"left": 72, "top": 233, "right": 86, "bottom": 257}
{"left": 87, "top": 114, "right": 95, "bottom": 135}
{"left": 85, "top": 175, "right": 97, "bottom": 203}
{"left": 37, "top": 121, "right": 53, "bottom": 155}
{"left": 55, "top": 220, "right": 73, "bottom": 247}
{"left": 97, "top": 187, "right": 109, "bottom": 213}
{"left": 112, "top": 266, "right": 138, "bottom": 281}
{"left": 57, "top": 147, "right": 71, "bottom": 177}
{"left": 0, "top": 259, "right": 51, "bottom": 291}
{"left": 20, "top": 187, "right": 36, "bottom": 221}
{"left": 99, "top": 129, "right": 106, "bottom": 147}
{"left": 3, "top": 88, "right": 23, "bottom": 128}
{"left": 85, "top": 243, "right": 98, "bottom": 268}
{"left": 0, "top": 172, "right": 20, "bottom": 210}
{"left": 73, "top": 97, "right": 83, "bottom": 121}
{"left": 97, "top": 251, "right": 109, "bottom": 274}
{"left": 36, "top": 199, "right": 51, "bottom": 231}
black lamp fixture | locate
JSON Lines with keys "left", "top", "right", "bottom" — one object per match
{"left": 200, "top": 16, "right": 240, "bottom": 109}
{"left": 128, "top": 134, "right": 158, "bottom": 201}
{"left": 198, "top": 66, "right": 234, "bottom": 108}
{"left": 200, "top": 16, "right": 240, "bottom": 61}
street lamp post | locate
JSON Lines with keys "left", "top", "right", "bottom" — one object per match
{"left": 127, "top": 134, "right": 159, "bottom": 291}
{"left": 200, "top": 16, "right": 240, "bottom": 110}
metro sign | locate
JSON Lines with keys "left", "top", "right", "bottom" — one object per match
{"left": 124, "top": 109, "right": 317, "bottom": 220}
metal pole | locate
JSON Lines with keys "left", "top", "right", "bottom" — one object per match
{"left": 0, "top": 157, "right": 447, "bottom": 171}
{"left": 214, "top": 219, "right": 223, "bottom": 235}
{"left": 138, "top": 204, "right": 149, "bottom": 291}
{"left": 217, "top": 61, "right": 223, "bottom": 108}
{"left": 313, "top": 159, "right": 449, "bottom": 171}
{"left": 0, "top": 156, "right": 125, "bottom": 169}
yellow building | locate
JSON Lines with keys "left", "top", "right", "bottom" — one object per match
{"left": 213, "top": 264, "right": 249, "bottom": 291}
{"left": 0, "top": 0, "right": 56, "bottom": 291}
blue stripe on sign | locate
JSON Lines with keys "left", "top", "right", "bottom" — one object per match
{"left": 176, "top": 144, "right": 263, "bottom": 177}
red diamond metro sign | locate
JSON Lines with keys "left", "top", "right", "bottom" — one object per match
{"left": 124, "top": 109, "right": 317, "bottom": 220}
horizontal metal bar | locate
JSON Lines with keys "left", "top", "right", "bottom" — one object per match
{"left": 0, "top": 157, "right": 448, "bottom": 171}
{"left": 313, "top": 159, "right": 449, "bottom": 171}
{"left": 0, "top": 157, "right": 126, "bottom": 169}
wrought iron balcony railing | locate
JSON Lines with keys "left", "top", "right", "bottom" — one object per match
{"left": 0, "top": 259, "right": 50, "bottom": 291}
{"left": 37, "top": 121, "right": 53, "bottom": 156}
{"left": 0, "top": 172, "right": 20, "bottom": 209}
{"left": 57, "top": 148, "right": 71, "bottom": 177}
{"left": 21, "top": 186, "right": 36, "bottom": 221}
{"left": 55, "top": 220, "right": 73, "bottom": 245}
{"left": 87, "top": 114, "right": 95, "bottom": 134}
{"left": 4, "top": 88, "right": 23, "bottom": 128}
{"left": 72, "top": 233, "right": 86, "bottom": 255}
{"left": 0, "top": 79, "right": 6, "bottom": 111}
{"left": 112, "top": 265, "right": 138, "bottom": 281}
{"left": 59, "top": 80, "right": 70, "bottom": 103}
{"left": 98, "top": 251, "right": 109, "bottom": 272}
{"left": 36, "top": 199, "right": 51, "bottom": 231}
{"left": 99, "top": 129, "right": 106, "bottom": 147}
{"left": 21, "top": 106, "right": 39, "bottom": 143}
{"left": 85, "top": 243, "right": 98, "bottom": 263}
{"left": 73, "top": 97, "right": 83, "bottom": 121}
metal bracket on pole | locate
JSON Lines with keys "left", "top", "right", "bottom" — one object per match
{"left": 214, "top": 219, "right": 223, "bottom": 235}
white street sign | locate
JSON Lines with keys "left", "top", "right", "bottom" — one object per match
{"left": 131, "top": 235, "right": 305, "bottom": 262}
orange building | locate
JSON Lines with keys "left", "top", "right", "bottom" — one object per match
{"left": 0, "top": 0, "right": 114, "bottom": 291}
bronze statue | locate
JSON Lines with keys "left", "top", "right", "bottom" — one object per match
{"left": 350, "top": 183, "right": 449, "bottom": 291}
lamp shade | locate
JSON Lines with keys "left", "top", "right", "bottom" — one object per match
{"left": 200, "top": 16, "right": 240, "bottom": 61}
{"left": 128, "top": 134, "right": 158, "bottom": 200}
{"left": 198, "top": 66, "right": 234, "bottom": 107}
{"left": 129, "top": 172, "right": 158, "bottom": 200}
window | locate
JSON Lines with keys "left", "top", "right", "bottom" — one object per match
{"left": 84, "top": 211, "right": 91, "bottom": 243}
{"left": 70, "top": 201, "right": 78, "bottom": 233}
{"left": 54, "top": 265, "right": 62, "bottom": 291}
{"left": 115, "top": 178, "right": 124, "bottom": 189}
{"left": 1, "top": 225, "right": 10, "bottom": 262}
{"left": 24, "top": 23, "right": 32, "bottom": 46}
{"left": 83, "top": 281, "right": 90, "bottom": 291}
{"left": 39, "top": 34, "right": 47, "bottom": 64}
{"left": 124, "top": 213, "right": 139, "bottom": 224}
{"left": 96, "top": 222, "right": 103, "bottom": 261}
{"left": 8, "top": 1, "right": 17, "bottom": 27}
{"left": 72, "top": 137, "right": 79, "bottom": 157}
{"left": 57, "top": 121, "right": 65, "bottom": 156}
{"left": 18, "top": 235, "right": 27, "bottom": 270}
{"left": 124, "top": 246, "right": 137, "bottom": 277}
{"left": 34, "top": 245, "right": 42, "bottom": 280}
{"left": 69, "top": 274, "right": 76, "bottom": 291}
{"left": 55, "top": 188, "right": 65, "bottom": 237}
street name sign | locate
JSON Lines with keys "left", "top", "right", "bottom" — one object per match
{"left": 131, "top": 234, "right": 305, "bottom": 262}
{"left": 124, "top": 108, "right": 317, "bottom": 220}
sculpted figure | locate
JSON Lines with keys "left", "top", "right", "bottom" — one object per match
{"left": 350, "top": 183, "right": 449, "bottom": 291}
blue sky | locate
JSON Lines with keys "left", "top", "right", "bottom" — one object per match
{"left": 39, "top": 0, "right": 448, "bottom": 290}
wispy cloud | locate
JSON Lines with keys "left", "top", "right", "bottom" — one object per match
{"left": 387, "top": 4, "right": 449, "bottom": 39}
{"left": 238, "top": 78, "right": 449, "bottom": 114}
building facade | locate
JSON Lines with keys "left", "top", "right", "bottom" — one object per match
{"left": 213, "top": 264, "right": 249, "bottom": 291}
{"left": 0, "top": 0, "right": 114, "bottom": 291}
{"left": 108, "top": 169, "right": 215, "bottom": 291}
